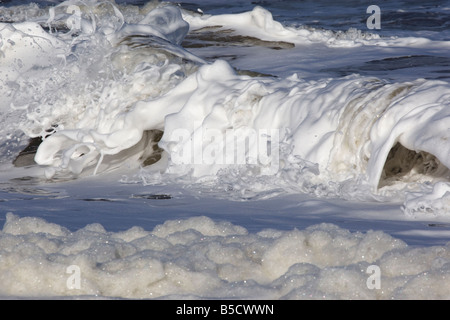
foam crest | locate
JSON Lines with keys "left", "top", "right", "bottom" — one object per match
{"left": 2, "top": 1, "right": 450, "bottom": 208}
{"left": 183, "top": 6, "right": 299, "bottom": 42}
{"left": 30, "top": 54, "right": 450, "bottom": 200}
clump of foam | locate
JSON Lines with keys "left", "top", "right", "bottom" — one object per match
{"left": 182, "top": 6, "right": 299, "bottom": 43}
{"left": 402, "top": 182, "right": 450, "bottom": 217}
{"left": 1, "top": 213, "right": 449, "bottom": 299}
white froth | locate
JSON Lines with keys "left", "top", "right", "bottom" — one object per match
{"left": 0, "top": 22, "right": 67, "bottom": 111}
{"left": 0, "top": 1, "right": 447, "bottom": 207}
{"left": 31, "top": 55, "right": 450, "bottom": 197}
{"left": 1, "top": 213, "right": 449, "bottom": 299}
{"left": 183, "top": 6, "right": 299, "bottom": 42}
{"left": 403, "top": 182, "right": 450, "bottom": 218}
{"left": 1, "top": 1, "right": 450, "bottom": 300}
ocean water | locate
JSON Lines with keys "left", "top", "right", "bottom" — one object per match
{"left": 1, "top": 0, "right": 450, "bottom": 299}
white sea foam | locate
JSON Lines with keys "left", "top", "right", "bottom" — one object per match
{"left": 32, "top": 58, "right": 450, "bottom": 196}
{"left": 403, "top": 182, "right": 450, "bottom": 218}
{"left": 0, "top": 213, "right": 449, "bottom": 299}
{"left": 1, "top": 1, "right": 450, "bottom": 205}
{"left": 1, "top": 0, "right": 450, "bottom": 300}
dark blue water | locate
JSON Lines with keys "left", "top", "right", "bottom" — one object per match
{"left": 3, "top": 0, "right": 450, "bottom": 35}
